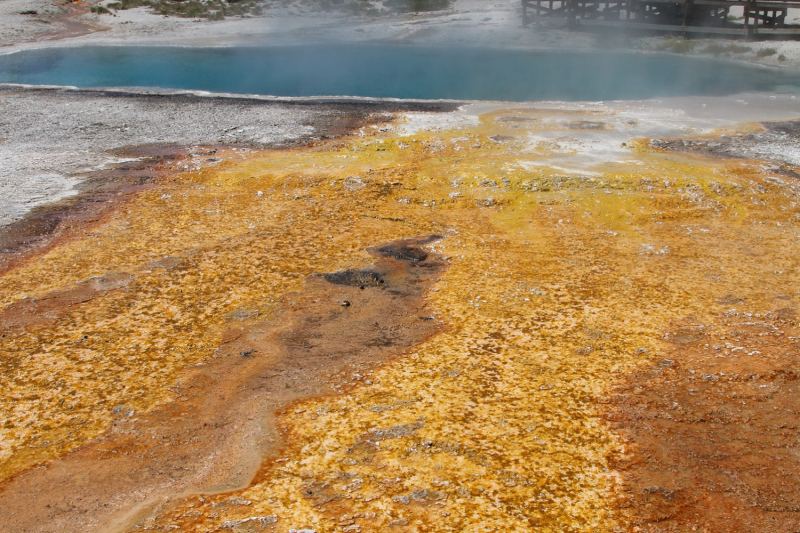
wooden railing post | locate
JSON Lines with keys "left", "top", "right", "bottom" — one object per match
{"left": 752, "top": 0, "right": 759, "bottom": 35}
{"left": 566, "top": 0, "right": 577, "bottom": 28}
{"left": 744, "top": 0, "right": 751, "bottom": 37}
{"left": 681, "top": 0, "right": 693, "bottom": 36}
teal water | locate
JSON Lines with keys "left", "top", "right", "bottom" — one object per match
{"left": 1, "top": 45, "right": 799, "bottom": 101}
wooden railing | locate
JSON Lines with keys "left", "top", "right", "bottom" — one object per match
{"left": 521, "top": 0, "right": 800, "bottom": 36}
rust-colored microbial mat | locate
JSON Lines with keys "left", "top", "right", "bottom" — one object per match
{"left": 0, "top": 235, "right": 447, "bottom": 532}
{"left": 1, "top": 104, "right": 800, "bottom": 533}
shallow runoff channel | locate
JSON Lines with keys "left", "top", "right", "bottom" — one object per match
{"left": 2, "top": 44, "right": 800, "bottom": 100}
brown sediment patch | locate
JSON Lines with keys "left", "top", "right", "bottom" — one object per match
{"left": 40, "top": 2, "right": 108, "bottom": 43}
{"left": 606, "top": 309, "right": 800, "bottom": 532}
{"left": 0, "top": 145, "right": 189, "bottom": 277}
{"left": 0, "top": 236, "right": 447, "bottom": 533}
{"left": 0, "top": 271, "right": 136, "bottom": 334}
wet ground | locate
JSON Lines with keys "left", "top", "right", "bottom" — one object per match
{"left": 1, "top": 94, "right": 800, "bottom": 533}
{"left": 0, "top": 236, "right": 447, "bottom": 533}
{"left": 650, "top": 119, "right": 800, "bottom": 170}
{"left": 0, "top": 145, "right": 187, "bottom": 276}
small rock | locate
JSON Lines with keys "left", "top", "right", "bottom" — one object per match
{"left": 410, "top": 489, "right": 446, "bottom": 502}
{"left": 344, "top": 177, "right": 365, "bottom": 190}
{"left": 341, "top": 300, "right": 351, "bottom": 307}
{"left": 111, "top": 405, "right": 135, "bottom": 417}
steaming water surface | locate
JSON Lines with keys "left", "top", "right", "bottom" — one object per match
{"left": 1, "top": 45, "right": 799, "bottom": 101}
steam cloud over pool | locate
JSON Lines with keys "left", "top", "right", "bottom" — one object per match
{"left": 2, "top": 45, "right": 800, "bottom": 100}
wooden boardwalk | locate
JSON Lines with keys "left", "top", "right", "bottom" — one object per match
{"left": 522, "top": 0, "right": 800, "bottom": 37}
